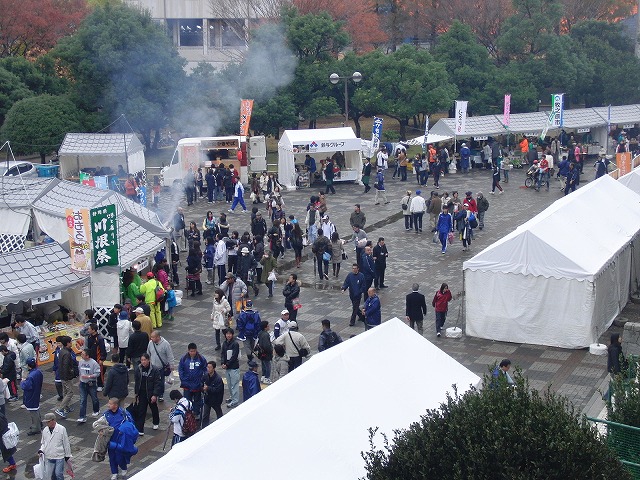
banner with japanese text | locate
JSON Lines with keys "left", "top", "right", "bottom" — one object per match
{"left": 239, "top": 99, "right": 254, "bottom": 137}
{"left": 371, "top": 117, "right": 383, "bottom": 151}
{"left": 455, "top": 101, "right": 468, "bottom": 135}
{"left": 617, "top": 152, "right": 631, "bottom": 177}
{"left": 422, "top": 115, "right": 430, "bottom": 153}
{"left": 551, "top": 93, "right": 564, "bottom": 128}
{"left": 65, "top": 209, "right": 91, "bottom": 275}
{"left": 503, "top": 94, "right": 511, "bottom": 127}
{"left": 90, "top": 205, "right": 119, "bottom": 269}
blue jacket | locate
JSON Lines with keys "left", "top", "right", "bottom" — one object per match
{"left": 360, "top": 253, "right": 376, "bottom": 280}
{"left": 342, "top": 272, "right": 365, "bottom": 299}
{"left": 166, "top": 289, "right": 177, "bottom": 308}
{"left": 21, "top": 368, "right": 43, "bottom": 409}
{"left": 460, "top": 146, "right": 471, "bottom": 168}
{"left": 557, "top": 159, "right": 570, "bottom": 177}
{"left": 364, "top": 294, "right": 382, "bottom": 327}
{"left": 178, "top": 352, "right": 207, "bottom": 392}
{"left": 242, "top": 370, "right": 261, "bottom": 401}
{"left": 437, "top": 213, "right": 453, "bottom": 234}
{"left": 237, "top": 309, "right": 262, "bottom": 340}
{"left": 52, "top": 346, "right": 61, "bottom": 381}
{"left": 105, "top": 408, "right": 138, "bottom": 460}
{"left": 204, "top": 244, "right": 215, "bottom": 269}
{"left": 376, "top": 171, "right": 385, "bottom": 189}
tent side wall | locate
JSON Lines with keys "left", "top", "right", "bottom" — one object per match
{"left": 61, "top": 284, "right": 90, "bottom": 315}
{"left": 344, "top": 150, "right": 362, "bottom": 183}
{"left": 464, "top": 269, "right": 595, "bottom": 348}
{"left": 277, "top": 146, "right": 296, "bottom": 189}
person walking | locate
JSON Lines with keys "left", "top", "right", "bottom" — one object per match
{"left": 103, "top": 360, "right": 129, "bottom": 405}
{"left": 432, "top": 283, "right": 453, "bottom": 337}
{"left": 273, "top": 321, "right": 310, "bottom": 372}
{"left": 283, "top": 274, "right": 301, "bottom": 323}
{"left": 455, "top": 203, "right": 473, "bottom": 251}
{"left": 242, "top": 360, "right": 261, "bottom": 402}
{"left": 0, "top": 411, "right": 17, "bottom": 473}
{"left": 362, "top": 288, "right": 382, "bottom": 330}
{"left": 39, "top": 412, "right": 72, "bottom": 480}
{"left": 147, "top": 331, "right": 174, "bottom": 402}
{"left": 55, "top": 336, "right": 77, "bottom": 419}
{"left": 312, "top": 228, "right": 332, "bottom": 280}
{"left": 476, "top": 192, "right": 489, "bottom": 230}
{"left": 373, "top": 169, "right": 389, "bottom": 205}
{"left": 405, "top": 283, "right": 427, "bottom": 335}
{"left": 168, "top": 390, "right": 193, "bottom": 446}
{"left": 401, "top": 190, "right": 413, "bottom": 231}
{"left": 221, "top": 329, "right": 240, "bottom": 409}
{"left": 362, "top": 158, "right": 372, "bottom": 193}
{"left": 436, "top": 205, "right": 453, "bottom": 254}
{"left": 211, "top": 289, "right": 231, "bottom": 351}
{"left": 102, "top": 398, "right": 137, "bottom": 480}
{"left": 255, "top": 321, "right": 273, "bottom": 384}
{"left": 86, "top": 323, "right": 108, "bottom": 390}
{"left": 116, "top": 311, "right": 133, "bottom": 364}
{"left": 178, "top": 343, "right": 207, "bottom": 418}
{"left": 360, "top": 246, "right": 376, "bottom": 291}
{"left": 342, "top": 264, "right": 366, "bottom": 326}
{"left": 201, "top": 361, "right": 224, "bottom": 427}
{"left": 410, "top": 190, "right": 427, "bottom": 233}
{"left": 21, "top": 358, "right": 43, "bottom": 436}
{"left": 491, "top": 163, "right": 504, "bottom": 194}
{"left": 324, "top": 158, "right": 336, "bottom": 194}
{"left": 260, "top": 249, "right": 278, "bottom": 297}
{"left": 318, "top": 319, "right": 342, "bottom": 352}
{"left": 229, "top": 180, "right": 247, "bottom": 213}
{"left": 373, "top": 238, "right": 388, "bottom": 289}
{"left": 427, "top": 192, "right": 442, "bottom": 232}
{"left": 133, "top": 353, "right": 162, "bottom": 435}
{"left": 0, "top": 347, "right": 17, "bottom": 402}
{"left": 77, "top": 349, "right": 101, "bottom": 423}
{"left": 564, "top": 162, "right": 580, "bottom": 196}
{"left": 127, "top": 321, "right": 149, "bottom": 371}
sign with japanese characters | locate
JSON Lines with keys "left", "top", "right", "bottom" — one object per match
{"left": 31, "top": 291, "right": 61, "bottom": 305}
{"left": 550, "top": 93, "right": 564, "bottom": 128}
{"left": 371, "top": 117, "right": 384, "bottom": 151}
{"left": 617, "top": 152, "right": 631, "bottom": 177}
{"left": 90, "top": 204, "right": 119, "bottom": 268}
{"left": 65, "top": 208, "right": 91, "bottom": 275}
{"left": 455, "top": 100, "right": 468, "bottom": 135}
{"left": 503, "top": 94, "right": 511, "bottom": 127}
{"left": 239, "top": 99, "right": 254, "bottom": 137}
{"left": 202, "top": 139, "right": 240, "bottom": 149}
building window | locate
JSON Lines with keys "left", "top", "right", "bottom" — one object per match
{"left": 208, "top": 21, "right": 216, "bottom": 47}
{"left": 221, "top": 20, "right": 245, "bottom": 47}
{"left": 179, "top": 19, "right": 203, "bottom": 47}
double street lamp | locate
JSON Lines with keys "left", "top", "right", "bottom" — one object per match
{"left": 329, "top": 71, "right": 362, "bottom": 125}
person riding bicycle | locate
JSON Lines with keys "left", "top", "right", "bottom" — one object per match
{"left": 526, "top": 160, "right": 540, "bottom": 184}
{"left": 536, "top": 155, "right": 549, "bottom": 191}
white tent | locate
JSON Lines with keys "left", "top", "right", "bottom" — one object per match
{"left": 463, "top": 175, "right": 640, "bottom": 349}
{"left": 131, "top": 318, "right": 480, "bottom": 480}
{"left": 618, "top": 166, "right": 640, "bottom": 195}
{"left": 278, "top": 127, "right": 363, "bottom": 189}
{"left": 59, "top": 133, "right": 145, "bottom": 180}
{"left": 405, "top": 132, "right": 454, "bottom": 146}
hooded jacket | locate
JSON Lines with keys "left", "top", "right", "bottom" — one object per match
{"left": 103, "top": 364, "right": 129, "bottom": 399}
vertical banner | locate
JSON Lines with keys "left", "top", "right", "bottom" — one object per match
{"left": 422, "top": 115, "right": 430, "bottom": 154}
{"left": 239, "top": 99, "right": 254, "bottom": 137}
{"left": 90, "top": 205, "right": 119, "bottom": 269}
{"left": 551, "top": 93, "right": 564, "bottom": 128}
{"left": 371, "top": 117, "right": 383, "bottom": 151}
{"left": 503, "top": 94, "right": 511, "bottom": 126}
{"left": 65, "top": 209, "right": 91, "bottom": 275}
{"left": 617, "top": 152, "right": 631, "bottom": 177}
{"left": 455, "top": 101, "right": 468, "bottom": 135}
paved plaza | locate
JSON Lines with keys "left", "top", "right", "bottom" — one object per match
{"left": 3, "top": 164, "right": 628, "bottom": 479}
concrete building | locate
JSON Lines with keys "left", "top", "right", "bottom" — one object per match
{"left": 124, "top": 0, "right": 276, "bottom": 71}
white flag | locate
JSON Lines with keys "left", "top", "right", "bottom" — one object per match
{"left": 455, "top": 101, "right": 468, "bottom": 135}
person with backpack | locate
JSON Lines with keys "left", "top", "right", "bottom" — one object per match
{"left": 139, "top": 272, "right": 165, "bottom": 329}
{"left": 236, "top": 300, "right": 261, "bottom": 360}
{"left": 55, "top": 336, "right": 77, "bottom": 419}
{"left": 178, "top": 343, "right": 207, "bottom": 419}
{"left": 102, "top": 398, "right": 138, "bottom": 480}
{"left": 318, "top": 319, "right": 342, "bottom": 352}
{"left": 169, "top": 390, "right": 195, "bottom": 446}
{"left": 255, "top": 321, "right": 273, "bottom": 384}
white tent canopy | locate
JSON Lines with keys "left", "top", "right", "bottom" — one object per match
{"left": 132, "top": 318, "right": 480, "bottom": 480}
{"left": 618, "top": 167, "right": 640, "bottom": 195}
{"left": 464, "top": 175, "right": 640, "bottom": 348}
{"left": 278, "top": 127, "right": 362, "bottom": 189}
{"left": 405, "top": 132, "right": 454, "bottom": 146}
{"left": 58, "top": 133, "right": 145, "bottom": 179}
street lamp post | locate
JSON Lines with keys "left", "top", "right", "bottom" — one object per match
{"left": 329, "top": 71, "right": 362, "bottom": 125}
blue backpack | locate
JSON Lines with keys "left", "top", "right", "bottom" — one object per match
{"left": 468, "top": 213, "right": 478, "bottom": 229}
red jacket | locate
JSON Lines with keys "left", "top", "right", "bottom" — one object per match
{"left": 464, "top": 197, "right": 478, "bottom": 214}
{"left": 432, "top": 290, "right": 452, "bottom": 312}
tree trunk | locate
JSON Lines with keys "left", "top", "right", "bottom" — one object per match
{"left": 353, "top": 115, "right": 362, "bottom": 138}
{"left": 153, "top": 129, "right": 160, "bottom": 150}
{"left": 398, "top": 119, "right": 408, "bottom": 140}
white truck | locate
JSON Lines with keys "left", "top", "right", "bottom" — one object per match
{"left": 160, "top": 135, "right": 266, "bottom": 187}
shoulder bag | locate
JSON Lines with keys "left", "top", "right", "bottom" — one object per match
{"left": 288, "top": 331, "right": 309, "bottom": 357}
{"left": 152, "top": 342, "right": 171, "bottom": 377}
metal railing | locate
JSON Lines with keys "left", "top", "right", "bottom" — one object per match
{"left": 588, "top": 417, "right": 640, "bottom": 478}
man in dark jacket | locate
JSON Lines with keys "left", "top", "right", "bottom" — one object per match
{"left": 103, "top": 363, "right": 129, "bottom": 403}
{"left": 86, "top": 323, "right": 107, "bottom": 390}
{"left": 251, "top": 213, "right": 267, "bottom": 238}
{"left": 283, "top": 274, "right": 300, "bottom": 323}
{"left": 372, "top": 237, "right": 388, "bottom": 289}
{"left": 134, "top": 353, "right": 163, "bottom": 434}
{"left": 341, "top": 264, "right": 366, "bottom": 326}
{"left": 256, "top": 321, "right": 273, "bottom": 384}
{"left": 363, "top": 287, "right": 382, "bottom": 330}
{"left": 405, "top": 283, "right": 427, "bottom": 335}
{"left": 360, "top": 246, "right": 376, "bottom": 291}
{"left": 221, "top": 329, "right": 240, "bottom": 409}
{"left": 205, "top": 168, "right": 216, "bottom": 203}
{"left": 174, "top": 207, "right": 187, "bottom": 251}
{"left": 108, "top": 304, "right": 122, "bottom": 353}
{"left": 0, "top": 347, "right": 17, "bottom": 401}
{"left": 242, "top": 360, "right": 261, "bottom": 402}
{"left": 312, "top": 228, "right": 332, "bottom": 280}
{"left": 178, "top": 343, "right": 207, "bottom": 417}
{"left": 56, "top": 336, "right": 77, "bottom": 418}
{"left": 127, "top": 321, "right": 149, "bottom": 370}
{"left": 201, "top": 361, "right": 224, "bottom": 427}
{"left": 324, "top": 158, "right": 336, "bottom": 194}
{"left": 20, "top": 358, "right": 43, "bottom": 435}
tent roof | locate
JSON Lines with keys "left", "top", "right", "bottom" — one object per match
{"left": 405, "top": 132, "right": 454, "bottom": 145}
{"left": 430, "top": 103, "right": 640, "bottom": 139}
{"left": 0, "top": 243, "right": 89, "bottom": 305}
{"left": 59, "top": 133, "right": 144, "bottom": 156}
{"left": 0, "top": 177, "right": 56, "bottom": 208}
{"left": 618, "top": 167, "right": 640, "bottom": 195}
{"left": 279, "top": 127, "right": 357, "bottom": 146}
{"left": 463, "top": 175, "right": 640, "bottom": 281}
{"left": 131, "top": 318, "right": 480, "bottom": 480}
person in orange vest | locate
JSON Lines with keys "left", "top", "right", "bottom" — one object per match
{"left": 124, "top": 175, "right": 138, "bottom": 203}
{"left": 519, "top": 137, "right": 529, "bottom": 163}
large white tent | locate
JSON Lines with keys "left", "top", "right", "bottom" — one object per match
{"left": 405, "top": 132, "right": 454, "bottom": 146}
{"left": 132, "top": 318, "right": 480, "bottom": 480}
{"left": 463, "top": 175, "right": 640, "bottom": 349}
{"left": 278, "top": 127, "right": 362, "bottom": 189}
{"left": 618, "top": 166, "right": 640, "bottom": 195}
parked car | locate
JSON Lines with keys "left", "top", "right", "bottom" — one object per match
{"left": 0, "top": 161, "right": 37, "bottom": 178}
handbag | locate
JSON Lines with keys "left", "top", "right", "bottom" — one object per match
{"left": 292, "top": 298, "right": 302, "bottom": 310}
{"left": 267, "top": 270, "right": 277, "bottom": 282}
{"left": 288, "top": 331, "right": 309, "bottom": 358}
{"left": 322, "top": 251, "right": 331, "bottom": 262}
{"left": 341, "top": 251, "right": 348, "bottom": 260}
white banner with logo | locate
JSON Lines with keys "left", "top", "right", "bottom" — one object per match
{"left": 455, "top": 101, "right": 468, "bottom": 135}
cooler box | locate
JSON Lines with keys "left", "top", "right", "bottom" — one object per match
{"left": 35, "top": 165, "right": 59, "bottom": 178}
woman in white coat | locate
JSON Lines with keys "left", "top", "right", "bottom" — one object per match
{"left": 211, "top": 289, "right": 231, "bottom": 351}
